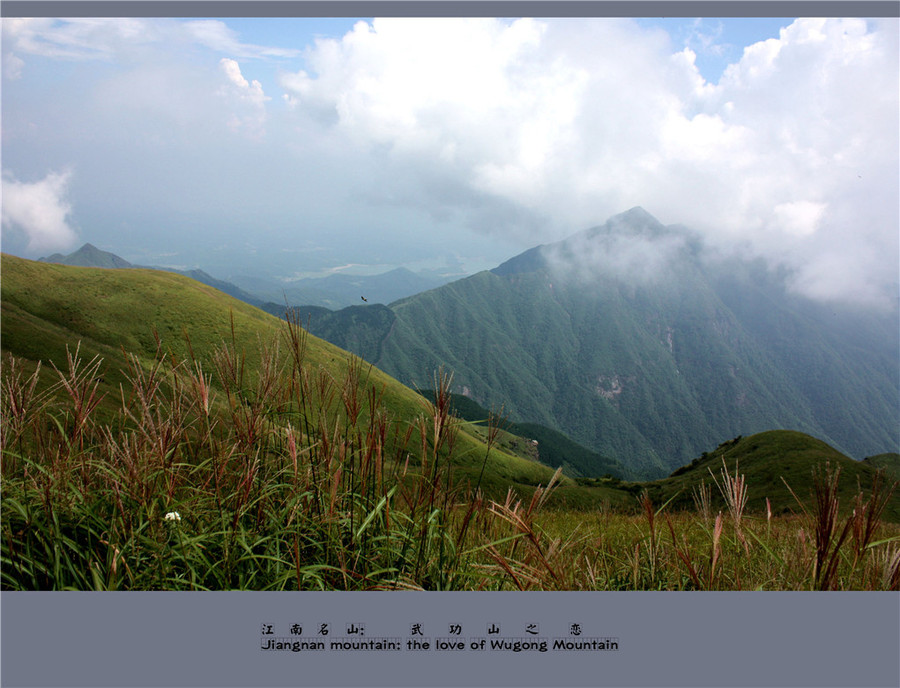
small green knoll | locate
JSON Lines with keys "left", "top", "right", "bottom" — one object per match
{"left": 643, "top": 430, "right": 900, "bottom": 522}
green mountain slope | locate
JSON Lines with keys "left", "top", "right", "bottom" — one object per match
{"left": 639, "top": 430, "right": 900, "bottom": 523}
{"left": 38, "top": 243, "right": 271, "bottom": 309}
{"left": 1, "top": 254, "right": 559, "bottom": 496}
{"left": 297, "top": 209, "right": 899, "bottom": 479}
{"left": 863, "top": 453, "right": 900, "bottom": 481}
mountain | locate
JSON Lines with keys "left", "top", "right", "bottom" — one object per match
{"left": 39, "top": 243, "right": 134, "bottom": 269}
{"left": 294, "top": 208, "right": 899, "bottom": 479}
{"left": 6, "top": 252, "right": 899, "bottom": 524}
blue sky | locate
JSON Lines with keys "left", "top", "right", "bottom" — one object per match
{"left": 635, "top": 18, "right": 796, "bottom": 79}
{"left": 2, "top": 16, "right": 897, "bottom": 306}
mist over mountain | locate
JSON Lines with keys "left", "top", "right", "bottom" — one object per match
{"left": 296, "top": 208, "right": 899, "bottom": 479}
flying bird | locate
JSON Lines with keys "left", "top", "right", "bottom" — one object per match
{"left": 361, "top": 296, "right": 368, "bottom": 302}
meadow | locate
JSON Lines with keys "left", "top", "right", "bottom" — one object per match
{"left": 3, "top": 312, "right": 898, "bottom": 592}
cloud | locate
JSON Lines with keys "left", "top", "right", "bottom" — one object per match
{"left": 545, "top": 226, "right": 694, "bottom": 286}
{"left": 280, "top": 17, "right": 898, "bottom": 307}
{"left": 1, "top": 18, "right": 151, "bottom": 61}
{"left": 1, "top": 18, "right": 299, "bottom": 74}
{"left": 219, "top": 58, "right": 270, "bottom": 136}
{"left": 184, "top": 20, "right": 300, "bottom": 59}
{"left": 685, "top": 18, "right": 726, "bottom": 57}
{"left": 1, "top": 18, "right": 895, "bottom": 307}
{"left": 1, "top": 170, "right": 79, "bottom": 254}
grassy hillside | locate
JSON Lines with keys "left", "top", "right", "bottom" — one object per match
{"left": 863, "top": 453, "right": 900, "bottom": 480}
{"left": 638, "top": 430, "right": 900, "bottom": 523}
{"left": 0, "top": 254, "right": 557, "bottom": 494}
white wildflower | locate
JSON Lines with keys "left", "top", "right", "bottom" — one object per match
{"left": 164, "top": 511, "right": 182, "bottom": 522}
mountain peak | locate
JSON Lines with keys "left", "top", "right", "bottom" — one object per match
{"left": 600, "top": 206, "right": 667, "bottom": 234}
{"left": 618, "top": 206, "right": 658, "bottom": 223}
{"left": 39, "top": 243, "right": 133, "bottom": 269}
{"left": 492, "top": 207, "right": 671, "bottom": 278}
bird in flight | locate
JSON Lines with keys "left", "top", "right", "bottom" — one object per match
{"left": 361, "top": 296, "right": 368, "bottom": 302}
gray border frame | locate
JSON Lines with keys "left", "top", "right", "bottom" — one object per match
{"left": 2, "top": 591, "right": 899, "bottom": 687}
{"left": 1, "top": 1, "right": 899, "bottom": 17}
{"left": 1, "top": 2, "right": 899, "bottom": 687}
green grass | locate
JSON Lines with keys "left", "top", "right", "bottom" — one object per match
{"left": 3, "top": 338, "right": 898, "bottom": 591}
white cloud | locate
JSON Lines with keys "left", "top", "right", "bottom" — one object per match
{"left": 219, "top": 58, "right": 270, "bottom": 136}
{"left": 281, "top": 17, "right": 898, "bottom": 306}
{"left": 184, "top": 20, "right": 300, "bottom": 59}
{"left": 1, "top": 18, "right": 299, "bottom": 72}
{"left": 772, "top": 201, "right": 827, "bottom": 237}
{"left": 1, "top": 18, "right": 151, "bottom": 61}
{"left": 1, "top": 170, "right": 79, "bottom": 254}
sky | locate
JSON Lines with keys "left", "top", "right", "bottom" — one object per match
{"left": 1, "top": 15, "right": 898, "bottom": 308}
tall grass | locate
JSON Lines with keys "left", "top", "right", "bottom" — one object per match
{"left": 2, "top": 316, "right": 899, "bottom": 591}
{"left": 1, "top": 316, "right": 489, "bottom": 590}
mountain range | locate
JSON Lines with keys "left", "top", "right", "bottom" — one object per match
{"left": 39, "top": 243, "right": 270, "bottom": 307}
{"left": 34, "top": 209, "right": 900, "bottom": 480}
{"left": 293, "top": 208, "right": 899, "bottom": 479}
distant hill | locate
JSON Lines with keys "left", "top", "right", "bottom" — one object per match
{"left": 39, "top": 243, "right": 134, "bottom": 269}
{"left": 637, "top": 430, "right": 900, "bottom": 522}
{"left": 296, "top": 208, "right": 899, "bottom": 479}
{"left": 38, "top": 244, "right": 455, "bottom": 312}
{"left": 229, "top": 267, "right": 457, "bottom": 309}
